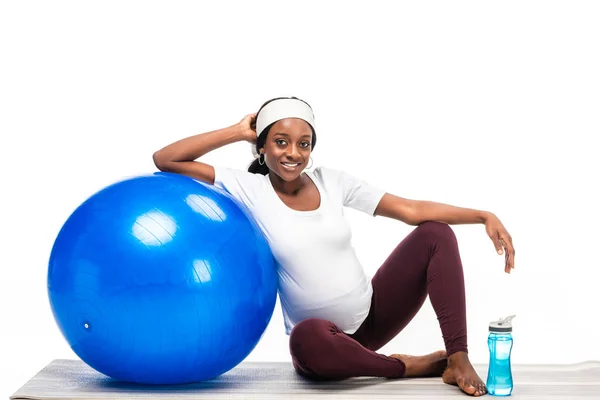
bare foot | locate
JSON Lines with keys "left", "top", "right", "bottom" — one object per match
{"left": 442, "top": 351, "right": 487, "bottom": 396}
{"left": 389, "top": 350, "right": 448, "bottom": 378}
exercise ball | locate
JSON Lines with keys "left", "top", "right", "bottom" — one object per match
{"left": 47, "top": 172, "right": 277, "bottom": 384}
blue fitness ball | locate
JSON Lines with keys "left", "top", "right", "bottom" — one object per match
{"left": 47, "top": 172, "right": 277, "bottom": 384}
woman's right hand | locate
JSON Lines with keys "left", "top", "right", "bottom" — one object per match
{"left": 238, "top": 113, "right": 258, "bottom": 144}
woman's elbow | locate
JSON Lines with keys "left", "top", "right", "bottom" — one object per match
{"left": 152, "top": 151, "right": 169, "bottom": 171}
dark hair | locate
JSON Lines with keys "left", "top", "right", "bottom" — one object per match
{"left": 248, "top": 96, "right": 317, "bottom": 175}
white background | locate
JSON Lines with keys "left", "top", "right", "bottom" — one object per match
{"left": 1, "top": 0, "right": 599, "bottom": 396}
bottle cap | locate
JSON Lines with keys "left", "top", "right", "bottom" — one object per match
{"left": 489, "top": 315, "right": 516, "bottom": 332}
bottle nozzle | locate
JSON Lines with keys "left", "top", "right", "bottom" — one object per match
{"left": 489, "top": 314, "right": 516, "bottom": 332}
{"left": 499, "top": 315, "right": 516, "bottom": 326}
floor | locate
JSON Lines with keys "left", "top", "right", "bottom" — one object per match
{"left": 9, "top": 359, "right": 600, "bottom": 399}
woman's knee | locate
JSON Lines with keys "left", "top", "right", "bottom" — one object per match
{"left": 414, "top": 221, "right": 456, "bottom": 243}
{"left": 289, "top": 318, "right": 337, "bottom": 356}
{"left": 289, "top": 319, "right": 340, "bottom": 374}
{"left": 290, "top": 318, "right": 342, "bottom": 380}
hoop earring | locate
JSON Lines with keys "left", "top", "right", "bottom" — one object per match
{"left": 258, "top": 154, "right": 265, "bottom": 166}
{"left": 307, "top": 157, "right": 313, "bottom": 169}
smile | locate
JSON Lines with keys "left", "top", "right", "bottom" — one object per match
{"left": 281, "top": 162, "right": 301, "bottom": 170}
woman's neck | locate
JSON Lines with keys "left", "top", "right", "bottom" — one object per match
{"left": 268, "top": 171, "right": 308, "bottom": 196}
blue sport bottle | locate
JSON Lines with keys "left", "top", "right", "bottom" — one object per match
{"left": 486, "top": 315, "right": 516, "bottom": 396}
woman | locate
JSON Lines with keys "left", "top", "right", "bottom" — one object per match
{"left": 153, "top": 96, "right": 515, "bottom": 397}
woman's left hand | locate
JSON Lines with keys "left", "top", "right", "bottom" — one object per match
{"left": 484, "top": 213, "right": 515, "bottom": 274}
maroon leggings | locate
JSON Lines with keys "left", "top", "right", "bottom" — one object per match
{"left": 288, "top": 221, "right": 468, "bottom": 380}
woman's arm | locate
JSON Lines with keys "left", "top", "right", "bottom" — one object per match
{"left": 153, "top": 114, "right": 256, "bottom": 185}
{"left": 415, "top": 198, "right": 490, "bottom": 225}
{"left": 374, "top": 193, "right": 490, "bottom": 226}
{"left": 375, "top": 193, "right": 515, "bottom": 273}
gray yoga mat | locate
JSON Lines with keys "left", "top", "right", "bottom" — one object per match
{"left": 9, "top": 359, "right": 600, "bottom": 399}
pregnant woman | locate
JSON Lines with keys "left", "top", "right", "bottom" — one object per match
{"left": 153, "top": 96, "right": 516, "bottom": 397}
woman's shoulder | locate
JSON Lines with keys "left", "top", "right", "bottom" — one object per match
{"left": 311, "top": 165, "right": 340, "bottom": 176}
{"left": 310, "top": 165, "right": 350, "bottom": 182}
{"left": 309, "top": 166, "right": 349, "bottom": 190}
{"left": 310, "top": 166, "right": 376, "bottom": 190}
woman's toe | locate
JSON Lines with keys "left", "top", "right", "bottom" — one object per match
{"left": 476, "top": 383, "right": 487, "bottom": 396}
{"left": 459, "top": 378, "right": 477, "bottom": 395}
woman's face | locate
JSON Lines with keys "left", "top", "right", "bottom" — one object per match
{"left": 260, "top": 118, "right": 313, "bottom": 181}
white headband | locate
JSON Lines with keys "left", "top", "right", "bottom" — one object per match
{"left": 255, "top": 98, "right": 316, "bottom": 138}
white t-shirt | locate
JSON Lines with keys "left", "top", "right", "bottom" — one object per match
{"left": 213, "top": 166, "right": 386, "bottom": 335}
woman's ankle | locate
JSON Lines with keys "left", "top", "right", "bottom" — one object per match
{"left": 448, "top": 350, "right": 470, "bottom": 364}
